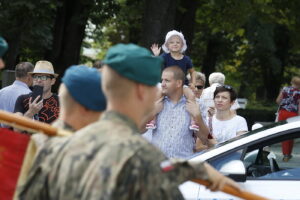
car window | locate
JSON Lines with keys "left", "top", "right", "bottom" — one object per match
{"left": 244, "top": 134, "right": 300, "bottom": 180}
{"left": 208, "top": 149, "right": 243, "bottom": 171}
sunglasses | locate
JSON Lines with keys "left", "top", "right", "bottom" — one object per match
{"left": 195, "top": 85, "right": 204, "bottom": 90}
{"left": 217, "top": 85, "right": 233, "bottom": 90}
{"left": 33, "top": 75, "right": 52, "bottom": 81}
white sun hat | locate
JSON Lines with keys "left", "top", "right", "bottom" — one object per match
{"left": 162, "top": 30, "right": 187, "bottom": 53}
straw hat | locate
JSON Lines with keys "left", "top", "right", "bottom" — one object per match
{"left": 29, "top": 60, "right": 58, "bottom": 78}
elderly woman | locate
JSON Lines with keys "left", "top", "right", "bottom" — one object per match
{"left": 209, "top": 85, "right": 248, "bottom": 144}
{"left": 276, "top": 76, "right": 300, "bottom": 162}
{"left": 201, "top": 72, "right": 240, "bottom": 113}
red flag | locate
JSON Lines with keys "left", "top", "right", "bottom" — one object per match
{"left": 0, "top": 128, "right": 30, "bottom": 200}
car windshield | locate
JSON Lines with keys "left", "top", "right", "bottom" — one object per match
{"left": 189, "top": 120, "right": 287, "bottom": 159}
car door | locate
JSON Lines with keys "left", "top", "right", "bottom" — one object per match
{"left": 202, "top": 128, "right": 300, "bottom": 200}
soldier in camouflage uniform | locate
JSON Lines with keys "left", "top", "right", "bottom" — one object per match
{"left": 15, "top": 65, "right": 108, "bottom": 198}
{"left": 19, "top": 44, "right": 239, "bottom": 200}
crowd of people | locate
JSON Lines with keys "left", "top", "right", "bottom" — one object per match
{"left": 0, "top": 29, "right": 298, "bottom": 199}
{"left": 143, "top": 30, "right": 248, "bottom": 159}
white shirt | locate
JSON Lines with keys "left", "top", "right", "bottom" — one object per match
{"left": 210, "top": 115, "right": 248, "bottom": 143}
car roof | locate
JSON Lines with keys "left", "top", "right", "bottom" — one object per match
{"left": 189, "top": 116, "right": 300, "bottom": 163}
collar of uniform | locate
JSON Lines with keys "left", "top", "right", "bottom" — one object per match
{"left": 52, "top": 119, "right": 76, "bottom": 132}
{"left": 101, "top": 111, "right": 139, "bottom": 132}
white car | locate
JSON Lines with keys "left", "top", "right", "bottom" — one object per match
{"left": 179, "top": 116, "right": 300, "bottom": 200}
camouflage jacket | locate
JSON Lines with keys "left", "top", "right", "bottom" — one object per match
{"left": 19, "top": 111, "right": 208, "bottom": 200}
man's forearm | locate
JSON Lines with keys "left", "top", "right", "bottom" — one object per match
{"left": 24, "top": 110, "right": 35, "bottom": 119}
{"left": 194, "top": 114, "right": 210, "bottom": 144}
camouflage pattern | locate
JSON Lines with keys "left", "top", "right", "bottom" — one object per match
{"left": 14, "top": 120, "right": 73, "bottom": 197}
{"left": 19, "top": 111, "right": 208, "bottom": 200}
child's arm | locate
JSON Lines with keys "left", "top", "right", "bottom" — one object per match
{"left": 150, "top": 43, "right": 161, "bottom": 56}
{"left": 188, "top": 68, "right": 196, "bottom": 89}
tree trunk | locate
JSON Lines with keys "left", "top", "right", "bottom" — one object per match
{"left": 202, "top": 38, "right": 221, "bottom": 85}
{"left": 175, "top": 0, "right": 198, "bottom": 54}
{"left": 4, "top": 34, "right": 21, "bottom": 70}
{"left": 140, "top": 0, "right": 179, "bottom": 49}
{"left": 259, "top": 25, "right": 289, "bottom": 101}
{"left": 46, "top": 0, "right": 93, "bottom": 91}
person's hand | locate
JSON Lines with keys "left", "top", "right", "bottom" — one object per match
{"left": 27, "top": 96, "right": 43, "bottom": 115}
{"left": 189, "top": 82, "right": 196, "bottom": 91}
{"left": 151, "top": 43, "right": 161, "bottom": 56}
{"left": 204, "top": 162, "right": 241, "bottom": 192}
{"left": 207, "top": 106, "right": 215, "bottom": 117}
{"left": 186, "top": 99, "right": 200, "bottom": 118}
{"left": 154, "top": 97, "right": 164, "bottom": 114}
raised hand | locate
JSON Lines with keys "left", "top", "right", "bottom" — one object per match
{"left": 151, "top": 43, "right": 161, "bottom": 56}
{"left": 27, "top": 96, "right": 43, "bottom": 116}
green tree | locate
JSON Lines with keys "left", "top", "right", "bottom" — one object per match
{"left": 0, "top": 0, "right": 56, "bottom": 68}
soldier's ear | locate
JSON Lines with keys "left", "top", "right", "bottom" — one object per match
{"left": 136, "top": 83, "right": 144, "bottom": 101}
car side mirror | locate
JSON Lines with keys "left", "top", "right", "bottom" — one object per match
{"left": 220, "top": 160, "right": 247, "bottom": 182}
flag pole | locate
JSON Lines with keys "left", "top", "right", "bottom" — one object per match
{"left": 0, "top": 110, "right": 70, "bottom": 136}
{"left": 191, "top": 178, "right": 270, "bottom": 200}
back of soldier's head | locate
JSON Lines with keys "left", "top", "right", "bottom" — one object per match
{"left": 15, "top": 62, "right": 34, "bottom": 79}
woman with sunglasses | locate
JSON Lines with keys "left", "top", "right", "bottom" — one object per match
{"left": 187, "top": 72, "right": 209, "bottom": 151}
{"left": 209, "top": 85, "right": 248, "bottom": 144}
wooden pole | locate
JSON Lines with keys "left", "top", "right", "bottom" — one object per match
{"left": 191, "top": 179, "right": 270, "bottom": 200}
{"left": 0, "top": 110, "right": 70, "bottom": 136}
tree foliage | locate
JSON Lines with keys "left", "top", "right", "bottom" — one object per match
{"left": 1, "top": 0, "right": 300, "bottom": 101}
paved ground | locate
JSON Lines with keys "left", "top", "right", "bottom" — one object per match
{"left": 269, "top": 138, "right": 300, "bottom": 168}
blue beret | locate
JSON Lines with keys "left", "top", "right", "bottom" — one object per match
{"left": 62, "top": 65, "right": 106, "bottom": 111}
{"left": 0, "top": 37, "right": 8, "bottom": 57}
{"left": 102, "top": 43, "right": 163, "bottom": 86}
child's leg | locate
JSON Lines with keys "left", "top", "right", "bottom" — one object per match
{"left": 183, "top": 86, "right": 199, "bottom": 131}
{"left": 146, "top": 86, "right": 163, "bottom": 129}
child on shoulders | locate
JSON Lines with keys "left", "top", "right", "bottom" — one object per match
{"left": 147, "top": 30, "right": 199, "bottom": 131}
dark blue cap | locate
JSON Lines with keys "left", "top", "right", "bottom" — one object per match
{"left": 62, "top": 65, "right": 106, "bottom": 111}
{"left": 0, "top": 37, "right": 8, "bottom": 57}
